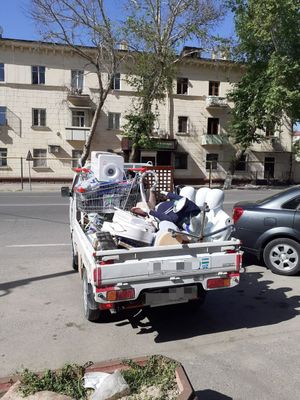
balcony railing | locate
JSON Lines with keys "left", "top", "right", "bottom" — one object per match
{"left": 202, "top": 134, "right": 230, "bottom": 145}
{"left": 65, "top": 127, "right": 90, "bottom": 141}
{"left": 206, "top": 96, "right": 228, "bottom": 108}
{"left": 67, "top": 88, "right": 92, "bottom": 107}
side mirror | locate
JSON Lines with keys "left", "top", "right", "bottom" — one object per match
{"left": 61, "top": 186, "right": 71, "bottom": 197}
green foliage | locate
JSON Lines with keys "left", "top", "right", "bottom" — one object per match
{"left": 123, "top": 112, "right": 155, "bottom": 149}
{"left": 121, "top": 355, "right": 178, "bottom": 397}
{"left": 19, "top": 364, "right": 87, "bottom": 400}
{"left": 228, "top": 0, "right": 300, "bottom": 148}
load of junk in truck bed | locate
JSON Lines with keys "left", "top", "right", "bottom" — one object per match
{"left": 73, "top": 152, "right": 234, "bottom": 252}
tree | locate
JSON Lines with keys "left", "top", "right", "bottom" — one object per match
{"left": 123, "top": 0, "right": 224, "bottom": 161}
{"left": 228, "top": 0, "right": 300, "bottom": 175}
{"left": 30, "top": 0, "right": 126, "bottom": 166}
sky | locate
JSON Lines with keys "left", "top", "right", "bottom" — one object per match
{"left": 1, "top": 0, "right": 235, "bottom": 43}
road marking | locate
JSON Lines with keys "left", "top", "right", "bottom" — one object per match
{"left": 6, "top": 243, "right": 70, "bottom": 248}
{"left": 0, "top": 203, "right": 68, "bottom": 206}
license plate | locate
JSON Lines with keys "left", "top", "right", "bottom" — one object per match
{"left": 145, "top": 286, "right": 198, "bottom": 307}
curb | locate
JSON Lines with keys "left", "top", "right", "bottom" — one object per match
{"left": 0, "top": 356, "right": 196, "bottom": 400}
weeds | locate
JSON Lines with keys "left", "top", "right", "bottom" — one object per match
{"left": 19, "top": 364, "right": 87, "bottom": 399}
{"left": 121, "top": 355, "right": 178, "bottom": 398}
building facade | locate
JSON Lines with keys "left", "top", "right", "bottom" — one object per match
{"left": 0, "top": 38, "right": 295, "bottom": 184}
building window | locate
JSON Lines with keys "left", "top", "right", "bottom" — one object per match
{"left": 209, "top": 81, "right": 220, "bottom": 96}
{"left": 108, "top": 113, "right": 120, "bottom": 130}
{"left": 71, "top": 70, "right": 84, "bottom": 92}
{"left": 177, "top": 77, "right": 188, "bottom": 94}
{"left": 33, "top": 149, "right": 47, "bottom": 167}
{"left": 32, "top": 109, "right": 46, "bottom": 127}
{"left": 32, "top": 66, "right": 45, "bottom": 84}
{"left": 0, "top": 106, "right": 6, "bottom": 126}
{"left": 72, "top": 110, "right": 86, "bottom": 127}
{"left": 235, "top": 154, "right": 247, "bottom": 171}
{"left": 72, "top": 149, "right": 83, "bottom": 168}
{"left": 207, "top": 118, "right": 219, "bottom": 135}
{"left": 178, "top": 116, "right": 188, "bottom": 133}
{"left": 206, "top": 153, "right": 218, "bottom": 170}
{"left": 174, "top": 153, "right": 188, "bottom": 169}
{"left": 0, "top": 148, "right": 7, "bottom": 167}
{"left": 110, "top": 73, "right": 121, "bottom": 90}
{"left": 0, "top": 63, "right": 4, "bottom": 82}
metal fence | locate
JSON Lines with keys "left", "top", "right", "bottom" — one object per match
{"left": 0, "top": 156, "right": 297, "bottom": 190}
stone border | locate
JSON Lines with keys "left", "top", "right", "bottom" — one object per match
{"left": 0, "top": 356, "right": 196, "bottom": 400}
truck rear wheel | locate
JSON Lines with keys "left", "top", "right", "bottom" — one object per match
{"left": 83, "top": 269, "right": 101, "bottom": 322}
{"left": 71, "top": 235, "right": 78, "bottom": 271}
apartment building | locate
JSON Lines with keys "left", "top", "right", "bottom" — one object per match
{"left": 0, "top": 37, "right": 295, "bottom": 184}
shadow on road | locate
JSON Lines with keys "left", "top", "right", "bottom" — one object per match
{"left": 0, "top": 270, "right": 76, "bottom": 297}
{"left": 194, "top": 390, "right": 232, "bottom": 399}
{"left": 114, "top": 271, "right": 300, "bottom": 343}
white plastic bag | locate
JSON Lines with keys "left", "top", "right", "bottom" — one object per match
{"left": 83, "top": 371, "right": 109, "bottom": 390}
{"left": 91, "top": 370, "right": 130, "bottom": 400}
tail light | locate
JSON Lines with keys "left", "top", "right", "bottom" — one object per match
{"left": 207, "top": 272, "right": 240, "bottom": 289}
{"left": 233, "top": 207, "right": 244, "bottom": 223}
{"left": 207, "top": 277, "right": 231, "bottom": 289}
{"left": 106, "top": 288, "right": 135, "bottom": 301}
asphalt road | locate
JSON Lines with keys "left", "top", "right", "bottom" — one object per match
{"left": 1, "top": 189, "right": 300, "bottom": 400}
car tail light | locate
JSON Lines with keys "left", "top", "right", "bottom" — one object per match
{"left": 207, "top": 272, "right": 240, "bottom": 289}
{"left": 106, "top": 288, "right": 135, "bottom": 302}
{"left": 233, "top": 207, "right": 244, "bottom": 223}
{"left": 207, "top": 277, "right": 231, "bottom": 289}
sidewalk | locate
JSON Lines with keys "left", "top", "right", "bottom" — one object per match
{"left": 0, "top": 182, "right": 71, "bottom": 192}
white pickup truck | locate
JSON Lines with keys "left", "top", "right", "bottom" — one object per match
{"left": 62, "top": 171, "right": 242, "bottom": 322}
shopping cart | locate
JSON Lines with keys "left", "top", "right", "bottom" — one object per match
{"left": 75, "top": 180, "right": 141, "bottom": 214}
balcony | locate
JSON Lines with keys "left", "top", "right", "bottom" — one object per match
{"left": 65, "top": 127, "right": 90, "bottom": 141}
{"left": 206, "top": 96, "right": 228, "bottom": 108}
{"left": 202, "top": 134, "right": 230, "bottom": 145}
{"left": 67, "top": 88, "right": 92, "bottom": 107}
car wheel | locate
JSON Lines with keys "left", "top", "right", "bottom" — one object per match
{"left": 263, "top": 238, "right": 300, "bottom": 276}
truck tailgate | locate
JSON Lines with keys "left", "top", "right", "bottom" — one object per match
{"left": 99, "top": 251, "right": 238, "bottom": 285}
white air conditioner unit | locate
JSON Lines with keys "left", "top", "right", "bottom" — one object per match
{"left": 48, "top": 145, "right": 60, "bottom": 154}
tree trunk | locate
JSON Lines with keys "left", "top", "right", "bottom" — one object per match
{"left": 129, "top": 143, "right": 140, "bottom": 162}
{"left": 223, "top": 149, "right": 245, "bottom": 190}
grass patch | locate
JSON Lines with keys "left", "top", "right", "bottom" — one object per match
{"left": 121, "top": 355, "right": 178, "bottom": 398}
{"left": 19, "top": 364, "right": 87, "bottom": 400}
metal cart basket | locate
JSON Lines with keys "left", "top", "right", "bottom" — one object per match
{"left": 75, "top": 180, "right": 140, "bottom": 214}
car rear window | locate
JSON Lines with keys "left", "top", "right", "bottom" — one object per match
{"left": 256, "top": 188, "right": 300, "bottom": 207}
{"left": 282, "top": 196, "right": 300, "bottom": 210}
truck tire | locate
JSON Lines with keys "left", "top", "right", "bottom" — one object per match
{"left": 263, "top": 238, "right": 300, "bottom": 276}
{"left": 71, "top": 235, "right": 78, "bottom": 271}
{"left": 72, "top": 247, "right": 79, "bottom": 271}
{"left": 83, "top": 269, "right": 101, "bottom": 322}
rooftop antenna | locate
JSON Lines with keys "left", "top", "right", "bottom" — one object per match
{"left": 0, "top": 26, "right": 3, "bottom": 38}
